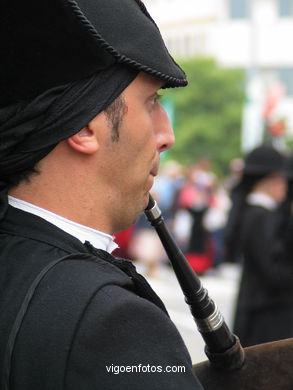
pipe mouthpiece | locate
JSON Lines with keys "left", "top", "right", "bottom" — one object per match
{"left": 145, "top": 194, "right": 155, "bottom": 211}
{"left": 144, "top": 194, "right": 161, "bottom": 221}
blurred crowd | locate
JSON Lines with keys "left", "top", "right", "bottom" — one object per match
{"left": 113, "top": 155, "right": 241, "bottom": 276}
{"left": 114, "top": 143, "right": 293, "bottom": 348}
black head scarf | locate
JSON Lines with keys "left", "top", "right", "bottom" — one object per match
{"left": 0, "top": 64, "right": 137, "bottom": 219}
{"left": 0, "top": 0, "right": 188, "bottom": 220}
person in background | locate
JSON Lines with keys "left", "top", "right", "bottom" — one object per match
{"left": 203, "top": 180, "right": 231, "bottom": 269}
{"left": 128, "top": 209, "right": 166, "bottom": 278}
{"left": 224, "top": 158, "right": 244, "bottom": 194}
{"left": 275, "top": 152, "right": 293, "bottom": 256}
{"left": 177, "top": 159, "right": 215, "bottom": 274}
{"left": 226, "top": 144, "right": 293, "bottom": 347}
{"left": 153, "top": 160, "right": 183, "bottom": 226}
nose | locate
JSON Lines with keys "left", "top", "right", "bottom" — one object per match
{"left": 156, "top": 105, "right": 175, "bottom": 153}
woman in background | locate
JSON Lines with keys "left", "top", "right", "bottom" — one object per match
{"left": 225, "top": 144, "right": 293, "bottom": 347}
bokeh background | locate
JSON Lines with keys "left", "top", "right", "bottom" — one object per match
{"left": 114, "top": 0, "right": 293, "bottom": 363}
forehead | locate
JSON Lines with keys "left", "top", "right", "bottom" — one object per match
{"left": 123, "top": 72, "right": 165, "bottom": 98}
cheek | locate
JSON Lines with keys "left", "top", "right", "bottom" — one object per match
{"left": 275, "top": 181, "right": 287, "bottom": 199}
{"left": 126, "top": 105, "right": 157, "bottom": 144}
{"left": 126, "top": 127, "right": 156, "bottom": 158}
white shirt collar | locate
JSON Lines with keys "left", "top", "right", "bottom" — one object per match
{"left": 246, "top": 192, "right": 278, "bottom": 211}
{"left": 8, "top": 196, "right": 118, "bottom": 254}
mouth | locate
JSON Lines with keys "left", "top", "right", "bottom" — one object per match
{"left": 150, "top": 161, "right": 159, "bottom": 177}
{"left": 147, "top": 169, "right": 157, "bottom": 192}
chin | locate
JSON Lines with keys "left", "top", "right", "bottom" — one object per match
{"left": 118, "top": 196, "right": 148, "bottom": 230}
{"left": 143, "top": 192, "right": 150, "bottom": 209}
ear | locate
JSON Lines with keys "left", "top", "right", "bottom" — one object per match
{"left": 67, "top": 126, "right": 99, "bottom": 154}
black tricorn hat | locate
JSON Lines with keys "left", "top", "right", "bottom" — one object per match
{"left": 0, "top": 0, "right": 187, "bottom": 107}
{"left": 243, "top": 144, "right": 286, "bottom": 176}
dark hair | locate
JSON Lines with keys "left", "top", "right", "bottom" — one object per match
{"left": 2, "top": 167, "right": 39, "bottom": 190}
{"left": 3, "top": 95, "right": 128, "bottom": 190}
{"left": 104, "top": 95, "right": 128, "bottom": 142}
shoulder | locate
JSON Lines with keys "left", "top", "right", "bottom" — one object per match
{"left": 65, "top": 283, "right": 202, "bottom": 390}
{"left": 74, "top": 283, "right": 175, "bottom": 339}
{"left": 243, "top": 204, "right": 274, "bottom": 226}
{"left": 246, "top": 204, "right": 271, "bottom": 216}
{"left": 10, "top": 254, "right": 203, "bottom": 390}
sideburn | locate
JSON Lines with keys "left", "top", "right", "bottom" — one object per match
{"left": 104, "top": 95, "right": 128, "bottom": 142}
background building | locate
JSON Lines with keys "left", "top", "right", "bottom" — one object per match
{"left": 144, "top": 0, "right": 293, "bottom": 149}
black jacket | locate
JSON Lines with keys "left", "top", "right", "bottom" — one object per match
{"left": 0, "top": 206, "right": 203, "bottom": 390}
{"left": 233, "top": 204, "right": 293, "bottom": 347}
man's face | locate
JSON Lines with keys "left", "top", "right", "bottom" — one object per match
{"left": 267, "top": 173, "right": 288, "bottom": 203}
{"left": 90, "top": 72, "right": 175, "bottom": 232}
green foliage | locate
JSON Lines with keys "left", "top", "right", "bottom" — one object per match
{"left": 162, "top": 57, "right": 245, "bottom": 175}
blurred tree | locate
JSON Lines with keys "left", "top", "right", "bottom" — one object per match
{"left": 162, "top": 57, "right": 245, "bottom": 175}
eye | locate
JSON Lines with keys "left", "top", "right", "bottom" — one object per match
{"left": 149, "top": 93, "right": 163, "bottom": 108}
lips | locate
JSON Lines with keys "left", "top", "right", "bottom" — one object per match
{"left": 150, "top": 159, "right": 160, "bottom": 177}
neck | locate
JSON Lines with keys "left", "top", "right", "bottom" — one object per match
{"left": 9, "top": 148, "right": 114, "bottom": 235}
{"left": 8, "top": 195, "right": 118, "bottom": 252}
{"left": 10, "top": 185, "right": 113, "bottom": 234}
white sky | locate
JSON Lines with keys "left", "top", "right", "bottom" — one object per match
{"left": 145, "top": 0, "right": 219, "bottom": 24}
